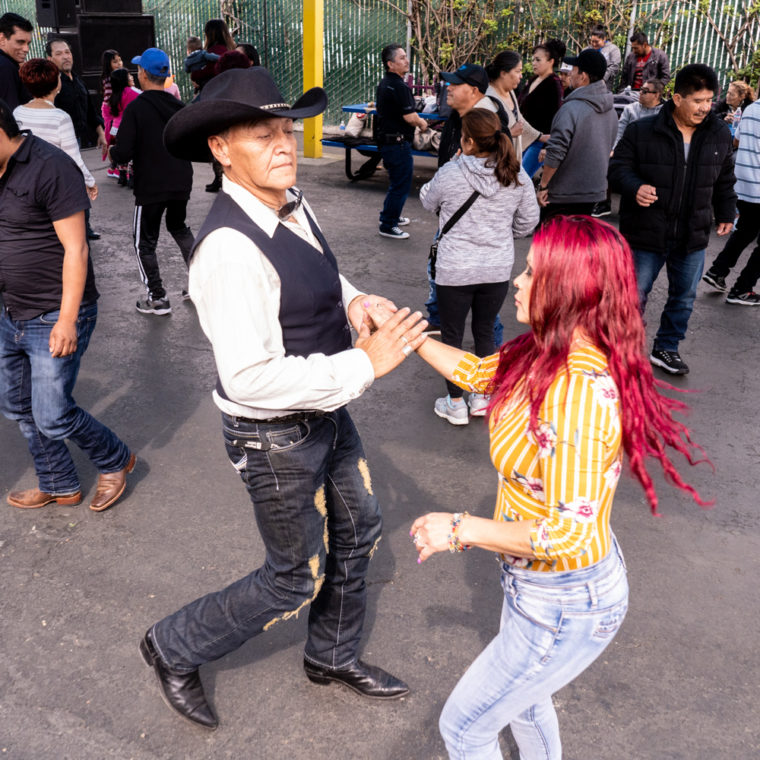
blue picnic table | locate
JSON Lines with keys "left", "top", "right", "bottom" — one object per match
{"left": 321, "top": 103, "right": 445, "bottom": 181}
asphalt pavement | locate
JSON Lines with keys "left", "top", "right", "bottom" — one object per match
{"left": 0, "top": 140, "right": 758, "bottom": 760}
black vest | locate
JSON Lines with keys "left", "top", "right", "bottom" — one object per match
{"left": 191, "top": 190, "right": 353, "bottom": 402}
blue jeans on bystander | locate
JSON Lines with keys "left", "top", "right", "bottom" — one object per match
{"left": 439, "top": 539, "right": 628, "bottom": 760}
{"left": 379, "top": 141, "right": 413, "bottom": 230}
{"left": 632, "top": 247, "right": 706, "bottom": 352}
{"left": 151, "top": 407, "right": 383, "bottom": 673}
{"left": 0, "top": 302, "right": 131, "bottom": 494}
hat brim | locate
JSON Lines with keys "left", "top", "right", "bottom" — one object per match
{"left": 439, "top": 71, "right": 465, "bottom": 85}
{"left": 164, "top": 87, "right": 328, "bottom": 162}
{"left": 563, "top": 56, "right": 581, "bottom": 67}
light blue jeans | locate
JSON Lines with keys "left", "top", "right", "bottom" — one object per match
{"left": 439, "top": 538, "right": 629, "bottom": 759}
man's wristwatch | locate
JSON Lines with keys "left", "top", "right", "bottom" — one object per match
{"left": 538, "top": 185, "right": 548, "bottom": 192}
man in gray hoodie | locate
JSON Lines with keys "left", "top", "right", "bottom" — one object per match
{"left": 536, "top": 49, "right": 618, "bottom": 219}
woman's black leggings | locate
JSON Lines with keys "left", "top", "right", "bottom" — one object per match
{"left": 437, "top": 280, "right": 510, "bottom": 398}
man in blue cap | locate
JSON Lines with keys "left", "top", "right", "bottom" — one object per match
{"left": 109, "top": 48, "right": 194, "bottom": 315}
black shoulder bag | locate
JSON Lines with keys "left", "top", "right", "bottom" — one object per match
{"left": 429, "top": 190, "right": 480, "bottom": 280}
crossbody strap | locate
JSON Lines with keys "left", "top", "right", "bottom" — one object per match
{"left": 438, "top": 190, "right": 480, "bottom": 239}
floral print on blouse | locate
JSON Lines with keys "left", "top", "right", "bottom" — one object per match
{"left": 451, "top": 344, "right": 623, "bottom": 572}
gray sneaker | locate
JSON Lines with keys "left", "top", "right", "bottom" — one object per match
{"left": 468, "top": 393, "right": 490, "bottom": 417}
{"left": 434, "top": 395, "right": 469, "bottom": 425}
{"left": 136, "top": 296, "right": 172, "bottom": 315}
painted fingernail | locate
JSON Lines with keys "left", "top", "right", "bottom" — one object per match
{"left": 363, "top": 300, "right": 370, "bottom": 307}
{"left": 417, "top": 558, "right": 422, "bottom": 564}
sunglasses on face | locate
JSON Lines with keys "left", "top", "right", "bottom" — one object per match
{"left": 639, "top": 89, "right": 655, "bottom": 94}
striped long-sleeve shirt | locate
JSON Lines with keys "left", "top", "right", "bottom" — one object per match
{"left": 734, "top": 100, "right": 760, "bottom": 203}
{"left": 452, "top": 344, "right": 622, "bottom": 572}
{"left": 13, "top": 105, "right": 95, "bottom": 188}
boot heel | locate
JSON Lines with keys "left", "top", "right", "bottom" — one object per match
{"left": 305, "top": 672, "right": 332, "bottom": 685}
{"left": 139, "top": 636, "right": 154, "bottom": 667}
{"left": 54, "top": 492, "right": 83, "bottom": 506}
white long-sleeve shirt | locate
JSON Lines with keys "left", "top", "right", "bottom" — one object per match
{"left": 188, "top": 176, "right": 375, "bottom": 419}
{"left": 13, "top": 104, "right": 95, "bottom": 187}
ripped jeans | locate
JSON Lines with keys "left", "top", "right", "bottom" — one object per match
{"left": 152, "top": 407, "right": 382, "bottom": 673}
{"left": 439, "top": 538, "right": 628, "bottom": 759}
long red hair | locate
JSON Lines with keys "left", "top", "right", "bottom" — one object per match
{"left": 488, "top": 215, "right": 709, "bottom": 513}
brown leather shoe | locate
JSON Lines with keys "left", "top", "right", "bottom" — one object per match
{"left": 7, "top": 488, "right": 82, "bottom": 509}
{"left": 89, "top": 453, "right": 136, "bottom": 512}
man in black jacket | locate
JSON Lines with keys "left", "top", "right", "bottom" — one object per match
{"left": 0, "top": 12, "right": 32, "bottom": 110}
{"left": 609, "top": 64, "right": 736, "bottom": 375}
{"left": 48, "top": 38, "right": 106, "bottom": 241}
{"left": 110, "top": 48, "right": 194, "bottom": 316}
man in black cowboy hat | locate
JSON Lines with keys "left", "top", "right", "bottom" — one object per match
{"left": 138, "top": 66, "right": 428, "bottom": 730}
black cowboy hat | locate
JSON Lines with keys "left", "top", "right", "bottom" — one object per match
{"left": 164, "top": 66, "right": 328, "bottom": 162}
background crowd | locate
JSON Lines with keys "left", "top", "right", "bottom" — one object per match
{"left": 0, "top": 8, "right": 758, "bottom": 758}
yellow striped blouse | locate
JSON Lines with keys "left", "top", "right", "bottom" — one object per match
{"left": 451, "top": 344, "right": 622, "bottom": 572}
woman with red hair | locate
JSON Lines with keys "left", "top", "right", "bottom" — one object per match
{"left": 372, "top": 215, "right": 708, "bottom": 758}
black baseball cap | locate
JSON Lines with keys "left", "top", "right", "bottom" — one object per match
{"left": 439, "top": 63, "right": 489, "bottom": 94}
{"left": 563, "top": 49, "right": 607, "bottom": 81}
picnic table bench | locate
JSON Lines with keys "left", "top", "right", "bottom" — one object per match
{"left": 321, "top": 103, "right": 444, "bottom": 181}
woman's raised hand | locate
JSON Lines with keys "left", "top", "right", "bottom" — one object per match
{"left": 355, "top": 306, "right": 427, "bottom": 378}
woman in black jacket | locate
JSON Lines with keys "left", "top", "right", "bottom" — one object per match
{"left": 518, "top": 38, "right": 565, "bottom": 176}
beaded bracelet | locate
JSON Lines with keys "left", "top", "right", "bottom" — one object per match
{"left": 448, "top": 511, "right": 471, "bottom": 553}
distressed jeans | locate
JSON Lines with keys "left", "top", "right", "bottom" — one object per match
{"left": 439, "top": 539, "right": 628, "bottom": 759}
{"left": 0, "top": 302, "right": 131, "bottom": 494}
{"left": 152, "top": 407, "right": 383, "bottom": 673}
{"left": 633, "top": 246, "right": 705, "bottom": 352}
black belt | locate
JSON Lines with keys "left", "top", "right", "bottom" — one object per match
{"left": 377, "top": 133, "right": 411, "bottom": 145}
{"left": 227, "top": 410, "right": 326, "bottom": 425}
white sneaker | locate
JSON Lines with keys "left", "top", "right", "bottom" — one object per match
{"left": 468, "top": 393, "right": 490, "bottom": 417}
{"left": 434, "top": 395, "right": 469, "bottom": 425}
{"left": 398, "top": 217, "right": 410, "bottom": 226}
{"left": 379, "top": 226, "right": 410, "bottom": 240}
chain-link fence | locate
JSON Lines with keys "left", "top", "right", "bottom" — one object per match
{"left": 3, "top": 0, "right": 757, "bottom": 126}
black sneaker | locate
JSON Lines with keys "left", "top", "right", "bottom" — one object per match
{"left": 702, "top": 270, "right": 728, "bottom": 292}
{"left": 378, "top": 226, "right": 409, "bottom": 240}
{"left": 136, "top": 296, "right": 172, "bottom": 315}
{"left": 725, "top": 290, "right": 760, "bottom": 305}
{"left": 591, "top": 201, "right": 611, "bottom": 218}
{"left": 649, "top": 348, "right": 689, "bottom": 375}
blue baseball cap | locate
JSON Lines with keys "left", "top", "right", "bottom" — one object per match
{"left": 131, "top": 47, "right": 170, "bottom": 77}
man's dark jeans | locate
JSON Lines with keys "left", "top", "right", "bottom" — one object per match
{"left": 709, "top": 199, "right": 760, "bottom": 293}
{"left": 152, "top": 407, "right": 383, "bottom": 673}
{"left": 0, "top": 302, "right": 131, "bottom": 494}
{"left": 132, "top": 200, "right": 194, "bottom": 300}
{"left": 633, "top": 246, "right": 705, "bottom": 351}
{"left": 379, "top": 140, "right": 413, "bottom": 230}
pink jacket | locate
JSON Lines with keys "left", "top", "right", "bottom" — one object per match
{"left": 102, "top": 86, "right": 141, "bottom": 144}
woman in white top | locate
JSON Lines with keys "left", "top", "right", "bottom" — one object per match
{"left": 14, "top": 58, "right": 97, "bottom": 200}
{"left": 486, "top": 50, "right": 546, "bottom": 166}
